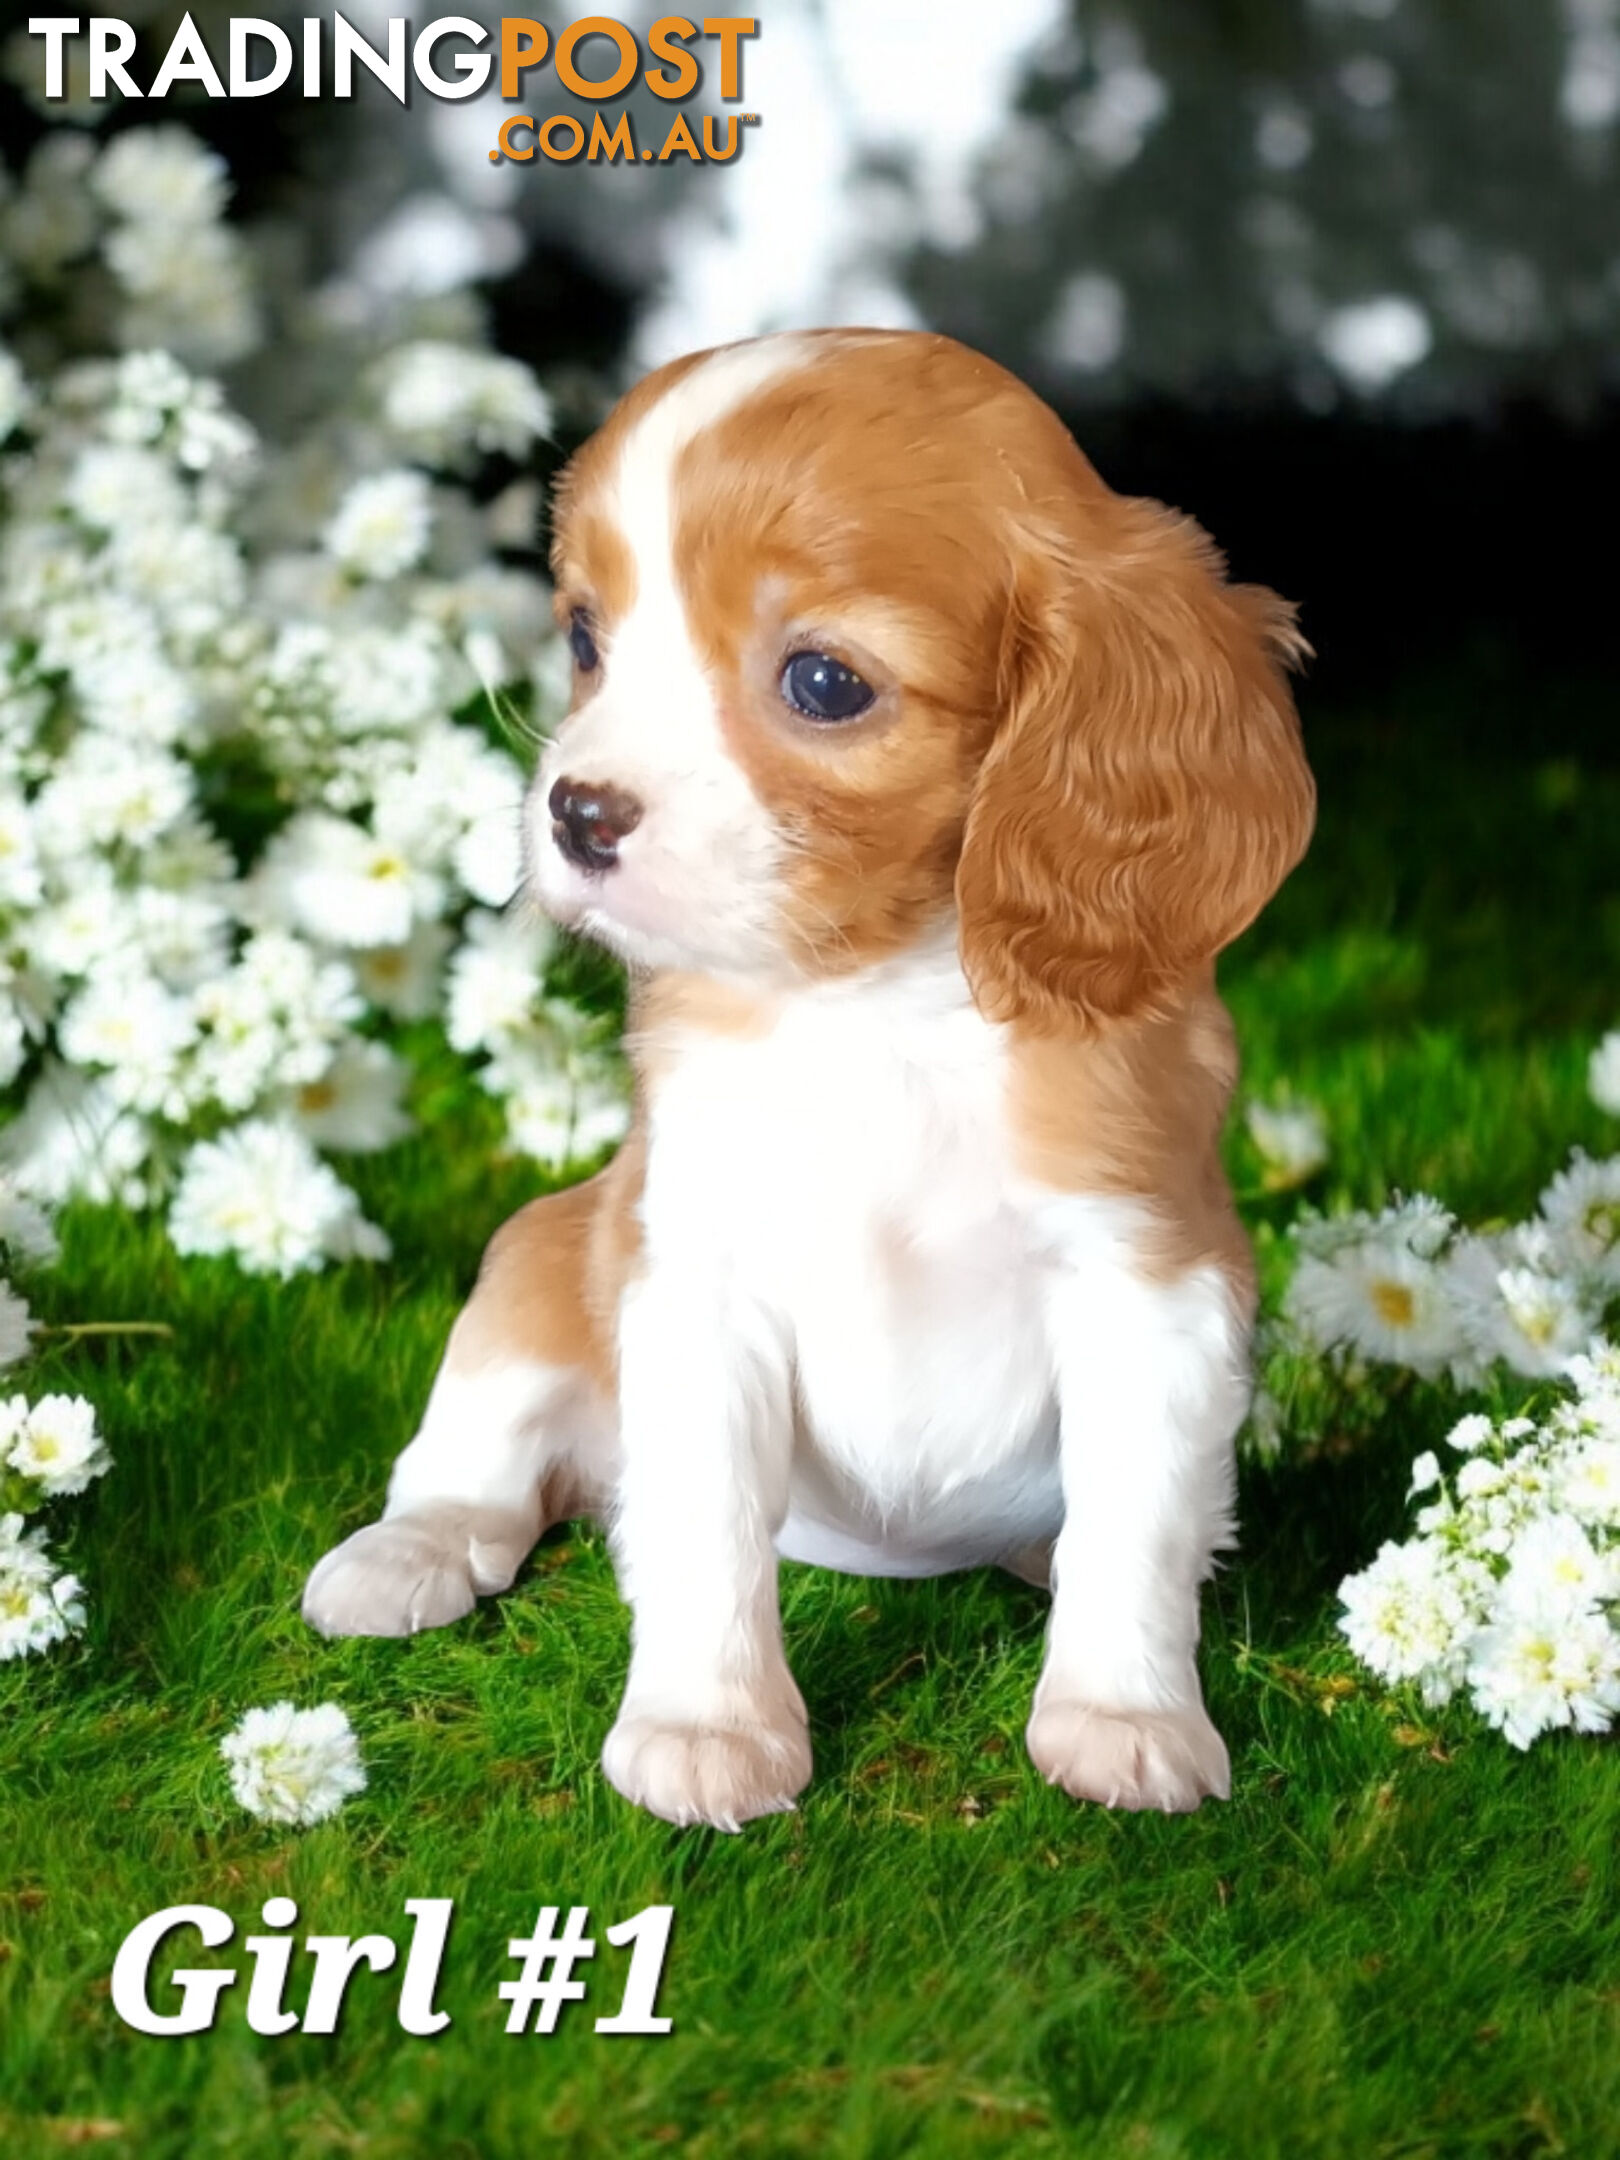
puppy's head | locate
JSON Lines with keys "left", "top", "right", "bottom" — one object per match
{"left": 531, "top": 329, "right": 1314, "bottom": 1024}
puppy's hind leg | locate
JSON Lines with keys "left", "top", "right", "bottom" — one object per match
{"left": 304, "top": 1175, "right": 625, "bottom": 1640}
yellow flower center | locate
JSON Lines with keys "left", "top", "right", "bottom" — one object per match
{"left": 1371, "top": 1280, "right": 1416, "bottom": 1328}
{"left": 1523, "top": 1636, "right": 1556, "bottom": 1681}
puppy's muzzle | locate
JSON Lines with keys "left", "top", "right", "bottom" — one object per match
{"left": 549, "top": 776, "right": 643, "bottom": 874}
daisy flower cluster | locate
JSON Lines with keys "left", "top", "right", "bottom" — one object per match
{"left": 446, "top": 909, "right": 630, "bottom": 1172}
{"left": 0, "top": 125, "right": 629, "bottom": 1275}
{"left": 1339, "top": 1345, "right": 1620, "bottom": 1748}
{"left": 1, "top": 127, "right": 258, "bottom": 370}
{"left": 1283, "top": 1154, "right": 1620, "bottom": 1387}
{"left": 0, "top": 1178, "right": 106, "bottom": 1663}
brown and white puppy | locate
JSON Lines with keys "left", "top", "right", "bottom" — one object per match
{"left": 304, "top": 329, "right": 1315, "bottom": 1831}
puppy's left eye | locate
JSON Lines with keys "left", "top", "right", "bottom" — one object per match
{"left": 780, "top": 651, "right": 875, "bottom": 723}
{"left": 569, "top": 611, "right": 599, "bottom": 672}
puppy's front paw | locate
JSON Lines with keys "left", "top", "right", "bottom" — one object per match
{"left": 302, "top": 1504, "right": 535, "bottom": 1638}
{"left": 602, "top": 1708, "right": 812, "bottom": 1833}
{"left": 1026, "top": 1698, "right": 1231, "bottom": 1814}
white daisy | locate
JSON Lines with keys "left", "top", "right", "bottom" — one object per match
{"left": 63, "top": 443, "right": 187, "bottom": 534}
{"left": 0, "top": 1063, "right": 151, "bottom": 1209}
{"left": 140, "top": 814, "right": 237, "bottom": 897}
{"left": 0, "top": 793, "right": 44, "bottom": 910}
{"left": 58, "top": 970, "right": 199, "bottom": 1117}
{"left": 104, "top": 349, "right": 197, "bottom": 440}
{"left": 191, "top": 933, "right": 363, "bottom": 1099}
{"left": 102, "top": 352, "right": 256, "bottom": 474}
{"left": 24, "top": 878, "right": 139, "bottom": 985}
{"left": 565, "top": 1071, "right": 633, "bottom": 1162}
{"left": 1494, "top": 1268, "right": 1599, "bottom": 1375}
{"left": 372, "top": 723, "right": 525, "bottom": 892}
{"left": 350, "top": 921, "right": 453, "bottom": 1022}
{"left": 276, "top": 1037, "right": 413, "bottom": 1154}
{"left": 1245, "top": 1099, "right": 1329, "bottom": 1189}
{"left": 1567, "top": 1340, "right": 1620, "bottom": 1405}
{"left": 324, "top": 469, "right": 434, "bottom": 582}
{"left": 1496, "top": 1513, "right": 1620, "bottom": 1614}
{"left": 1560, "top": 1350, "right": 1620, "bottom": 1452}
{"left": 1554, "top": 1439, "right": 1620, "bottom": 1528}
{"left": 4, "top": 1393, "right": 108, "bottom": 1498}
{"left": 92, "top": 128, "right": 231, "bottom": 229}
{"left": 378, "top": 342, "right": 551, "bottom": 464}
{"left": 1287, "top": 1221, "right": 1468, "bottom": 1377}
{"left": 0, "top": 1287, "right": 33, "bottom": 1370}
{"left": 127, "top": 887, "right": 233, "bottom": 992}
{"left": 1446, "top": 1412, "right": 1496, "bottom": 1454}
{"left": 220, "top": 1702, "right": 367, "bottom": 1827}
{"left": 446, "top": 908, "right": 553, "bottom": 1055}
{"left": 168, "top": 1119, "right": 390, "bottom": 1278}
{"left": 1338, "top": 1536, "right": 1486, "bottom": 1703}
{"left": 254, "top": 811, "right": 442, "bottom": 953}
{"left": 452, "top": 803, "right": 525, "bottom": 911}
{"left": 1466, "top": 1596, "right": 1620, "bottom": 1750}
{"left": 77, "top": 652, "right": 196, "bottom": 747}
{"left": 1408, "top": 1449, "right": 1442, "bottom": 1495}
{"left": 1446, "top": 1230, "right": 1598, "bottom": 1379}
{"left": 0, "top": 1512, "right": 86, "bottom": 1661}
{"left": 1538, "top": 1152, "right": 1620, "bottom": 1288}
{"left": 325, "top": 621, "right": 449, "bottom": 741}
{"left": 1448, "top": 1442, "right": 1558, "bottom": 1558}
{"left": 0, "top": 1179, "right": 58, "bottom": 1267}
{"left": 107, "top": 520, "right": 246, "bottom": 644}
{"left": 110, "top": 224, "right": 261, "bottom": 370}
{"left": 506, "top": 1090, "right": 573, "bottom": 1170}
{"left": 1454, "top": 1455, "right": 1506, "bottom": 1503}
{"left": 34, "top": 737, "right": 193, "bottom": 853}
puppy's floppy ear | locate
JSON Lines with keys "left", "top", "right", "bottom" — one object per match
{"left": 956, "top": 492, "right": 1315, "bottom": 1031}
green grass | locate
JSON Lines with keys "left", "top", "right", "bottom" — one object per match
{"left": 4, "top": 656, "right": 1620, "bottom": 2159}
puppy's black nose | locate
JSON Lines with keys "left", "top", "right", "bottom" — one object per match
{"left": 548, "top": 776, "right": 643, "bottom": 873}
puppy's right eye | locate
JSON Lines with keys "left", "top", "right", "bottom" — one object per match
{"left": 569, "top": 611, "right": 599, "bottom": 672}
{"left": 780, "top": 651, "right": 875, "bottom": 723}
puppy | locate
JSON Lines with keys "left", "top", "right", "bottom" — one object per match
{"left": 304, "top": 329, "right": 1314, "bottom": 1830}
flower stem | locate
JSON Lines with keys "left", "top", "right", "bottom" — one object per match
{"left": 39, "top": 1322, "right": 174, "bottom": 1341}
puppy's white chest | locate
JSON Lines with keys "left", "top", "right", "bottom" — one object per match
{"left": 640, "top": 960, "right": 1061, "bottom": 1564}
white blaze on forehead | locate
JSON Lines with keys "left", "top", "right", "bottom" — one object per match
{"left": 537, "top": 335, "right": 819, "bottom": 977}
{"left": 594, "top": 335, "right": 816, "bottom": 783}
{"left": 607, "top": 334, "right": 815, "bottom": 622}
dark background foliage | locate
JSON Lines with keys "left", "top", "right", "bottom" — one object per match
{"left": 8, "top": 1, "right": 1618, "bottom": 724}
